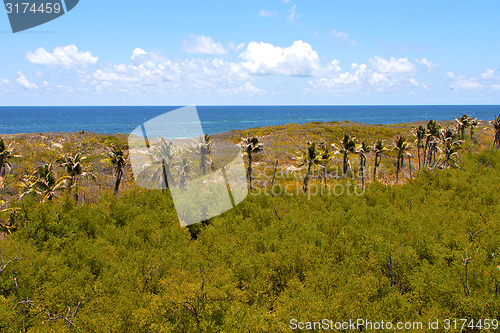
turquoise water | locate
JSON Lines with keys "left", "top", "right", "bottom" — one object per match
{"left": 0, "top": 105, "right": 498, "bottom": 135}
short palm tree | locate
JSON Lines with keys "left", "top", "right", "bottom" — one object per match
{"left": 0, "top": 137, "right": 21, "bottom": 177}
{"left": 240, "top": 137, "right": 263, "bottom": 190}
{"left": 20, "top": 164, "right": 66, "bottom": 202}
{"left": 373, "top": 139, "right": 388, "bottom": 181}
{"left": 493, "top": 114, "right": 500, "bottom": 148}
{"left": 437, "top": 138, "right": 462, "bottom": 168}
{"left": 144, "top": 137, "right": 175, "bottom": 191}
{"left": 176, "top": 156, "right": 191, "bottom": 190}
{"left": 192, "top": 134, "right": 212, "bottom": 175}
{"left": 356, "top": 141, "right": 371, "bottom": 189}
{"left": 440, "top": 127, "right": 457, "bottom": 142}
{"left": 455, "top": 114, "right": 470, "bottom": 140}
{"left": 424, "top": 120, "right": 441, "bottom": 167}
{"left": 296, "top": 141, "right": 322, "bottom": 193}
{"left": 412, "top": 125, "right": 426, "bottom": 170}
{"left": 104, "top": 146, "right": 127, "bottom": 194}
{"left": 468, "top": 116, "right": 478, "bottom": 140}
{"left": 57, "top": 153, "right": 95, "bottom": 201}
{"left": 318, "top": 141, "right": 335, "bottom": 188}
{"left": 393, "top": 136, "right": 411, "bottom": 183}
{"left": 334, "top": 133, "right": 356, "bottom": 178}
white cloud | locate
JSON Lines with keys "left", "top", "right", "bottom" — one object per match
{"left": 240, "top": 40, "right": 321, "bottom": 76}
{"left": 228, "top": 41, "right": 245, "bottom": 53}
{"left": 415, "top": 58, "right": 438, "bottom": 71}
{"left": 481, "top": 68, "right": 494, "bottom": 79}
{"left": 183, "top": 35, "right": 227, "bottom": 55}
{"left": 217, "top": 81, "right": 265, "bottom": 96}
{"left": 16, "top": 71, "right": 38, "bottom": 89}
{"left": 259, "top": 10, "right": 277, "bottom": 17}
{"left": 451, "top": 79, "right": 481, "bottom": 90}
{"left": 331, "top": 29, "right": 356, "bottom": 45}
{"left": 369, "top": 56, "right": 416, "bottom": 74}
{"left": 0, "top": 78, "right": 9, "bottom": 85}
{"left": 287, "top": 5, "right": 297, "bottom": 24}
{"left": 449, "top": 68, "right": 498, "bottom": 90}
{"left": 131, "top": 48, "right": 147, "bottom": 60}
{"left": 26, "top": 45, "right": 98, "bottom": 68}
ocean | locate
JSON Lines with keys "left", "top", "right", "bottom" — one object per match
{"left": 0, "top": 105, "right": 498, "bottom": 135}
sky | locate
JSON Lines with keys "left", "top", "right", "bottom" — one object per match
{"left": 0, "top": 0, "right": 499, "bottom": 106}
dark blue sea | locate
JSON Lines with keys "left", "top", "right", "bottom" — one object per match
{"left": 0, "top": 105, "right": 498, "bottom": 135}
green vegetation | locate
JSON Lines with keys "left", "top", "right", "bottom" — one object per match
{"left": 0, "top": 115, "right": 499, "bottom": 331}
{"left": 240, "top": 137, "right": 263, "bottom": 190}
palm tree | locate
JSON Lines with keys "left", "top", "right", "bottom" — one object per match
{"left": 20, "top": 164, "right": 66, "bottom": 202}
{"left": 423, "top": 120, "right": 441, "bottom": 167}
{"left": 493, "top": 114, "right": 500, "bottom": 148}
{"left": 412, "top": 125, "right": 426, "bottom": 170}
{"left": 334, "top": 133, "right": 356, "bottom": 178}
{"left": 468, "top": 116, "right": 478, "bottom": 140}
{"left": 240, "top": 137, "right": 263, "bottom": 190}
{"left": 104, "top": 146, "right": 127, "bottom": 194}
{"left": 356, "top": 141, "right": 371, "bottom": 189}
{"left": 144, "top": 137, "right": 175, "bottom": 191}
{"left": 192, "top": 134, "right": 212, "bottom": 175}
{"left": 0, "top": 137, "right": 21, "bottom": 177}
{"left": 57, "top": 153, "right": 95, "bottom": 201}
{"left": 455, "top": 114, "right": 470, "bottom": 140}
{"left": 297, "top": 142, "right": 322, "bottom": 193}
{"left": 393, "top": 136, "right": 411, "bottom": 183}
{"left": 440, "top": 127, "right": 457, "bottom": 143}
{"left": 373, "top": 139, "right": 388, "bottom": 181}
{"left": 437, "top": 138, "right": 462, "bottom": 168}
{"left": 318, "top": 141, "right": 335, "bottom": 188}
{"left": 176, "top": 156, "right": 191, "bottom": 190}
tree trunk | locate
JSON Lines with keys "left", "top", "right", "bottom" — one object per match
{"left": 408, "top": 155, "right": 412, "bottom": 179}
{"left": 114, "top": 169, "right": 122, "bottom": 194}
{"left": 417, "top": 145, "right": 421, "bottom": 170}
{"left": 248, "top": 153, "right": 253, "bottom": 189}
{"left": 162, "top": 160, "right": 169, "bottom": 190}
{"left": 374, "top": 154, "right": 379, "bottom": 180}
{"left": 270, "top": 159, "right": 278, "bottom": 186}
{"left": 302, "top": 163, "right": 311, "bottom": 193}
{"left": 360, "top": 156, "right": 365, "bottom": 189}
{"left": 323, "top": 165, "right": 327, "bottom": 188}
{"left": 495, "top": 131, "right": 500, "bottom": 148}
{"left": 396, "top": 156, "right": 400, "bottom": 183}
{"left": 343, "top": 152, "right": 348, "bottom": 178}
{"left": 201, "top": 152, "right": 206, "bottom": 175}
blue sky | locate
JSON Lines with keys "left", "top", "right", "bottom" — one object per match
{"left": 1, "top": 0, "right": 499, "bottom": 105}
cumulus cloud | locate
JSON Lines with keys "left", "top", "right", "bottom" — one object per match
{"left": 308, "top": 56, "right": 426, "bottom": 94}
{"left": 183, "top": 35, "right": 227, "bottom": 55}
{"left": 240, "top": 40, "right": 321, "bottom": 76}
{"left": 131, "top": 48, "right": 147, "bottom": 60}
{"left": 259, "top": 10, "right": 277, "bottom": 17}
{"left": 332, "top": 29, "right": 356, "bottom": 45}
{"left": 415, "top": 58, "right": 438, "bottom": 71}
{"left": 449, "top": 68, "right": 498, "bottom": 90}
{"left": 16, "top": 71, "right": 38, "bottom": 89}
{"left": 369, "top": 56, "right": 416, "bottom": 74}
{"left": 26, "top": 45, "right": 98, "bottom": 68}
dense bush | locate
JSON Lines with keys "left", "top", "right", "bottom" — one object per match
{"left": 0, "top": 149, "right": 499, "bottom": 332}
